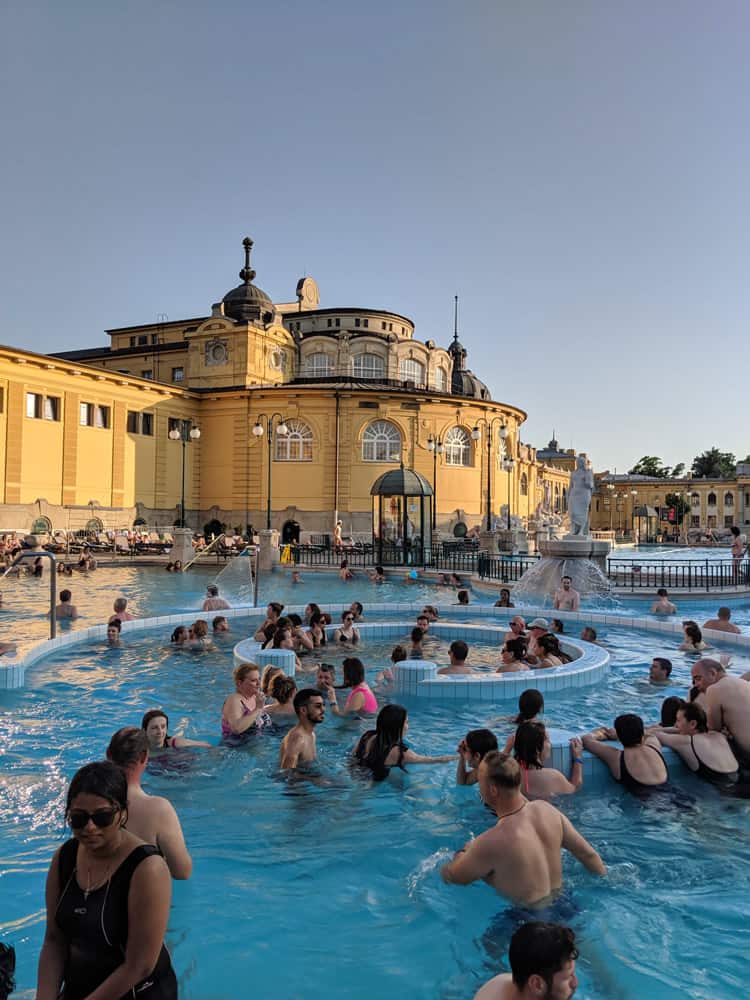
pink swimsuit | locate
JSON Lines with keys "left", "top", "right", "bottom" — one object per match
{"left": 346, "top": 683, "right": 378, "bottom": 714}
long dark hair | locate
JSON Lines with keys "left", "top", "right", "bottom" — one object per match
{"left": 514, "top": 689, "right": 544, "bottom": 725}
{"left": 67, "top": 761, "right": 128, "bottom": 812}
{"left": 513, "top": 722, "right": 546, "bottom": 769}
{"left": 337, "top": 657, "right": 365, "bottom": 688}
{"left": 141, "top": 709, "right": 171, "bottom": 746}
{"left": 355, "top": 704, "right": 408, "bottom": 781}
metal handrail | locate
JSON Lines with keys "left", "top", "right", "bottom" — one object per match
{"left": 4, "top": 550, "right": 58, "bottom": 638}
{"left": 182, "top": 533, "right": 227, "bottom": 572}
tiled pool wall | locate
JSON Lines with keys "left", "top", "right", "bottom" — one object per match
{"left": 3, "top": 601, "right": 750, "bottom": 691}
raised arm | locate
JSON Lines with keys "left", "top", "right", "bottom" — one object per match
{"left": 224, "top": 693, "right": 266, "bottom": 735}
{"left": 560, "top": 812, "right": 606, "bottom": 875}
{"left": 581, "top": 731, "right": 622, "bottom": 780}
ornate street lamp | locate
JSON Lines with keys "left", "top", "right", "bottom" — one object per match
{"left": 427, "top": 435, "right": 444, "bottom": 531}
{"left": 168, "top": 422, "right": 201, "bottom": 528}
{"left": 252, "top": 413, "right": 288, "bottom": 530}
{"left": 472, "top": 419, "right": 509, "bottom": 531}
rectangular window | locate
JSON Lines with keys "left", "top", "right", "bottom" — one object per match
{"left": 127, "top": 411, "right": 139, "bottom": 433}
{"left": 389, "top": 323, "right": 393, "bottom": 331}
{"left": 26, "top": 392, "right": 42, "bottom": 418}
{"left": 44, "top": 396, "right": 60, "bottom": 421}
{"left": 141, "top": 412, "right": 153, "bottom": 436}
{"left": 129, "top": 336, "right": 136, "bottom": 347}
{"left": 151, "top": 334, "right": 158, "bottom": 344}
{"left": 381, "top": 322, "right": 387, "bottom": 330}
{"left": 80, "top": 402, "right": 92, "bottom": 426}
{"left": 335, "top": 318, "right": 340, "bottom": 327}
{"left": 691, "top": 515, "right": 700, "bottom": 527}
{"left": 95, "top": 406, "right": 110, "bottom": 429}
{"left": 141, "top": 369, "right": 153, "bottom": 380}
{"left": 724, "top": 515, "right": 734, "bottom": 527}
{"left": 327, "top": 319, "right": 332, "bottom": 328}
{"left": 172, "top": 367, "right": 184, "bottom": 382}
{"left": 0, "top": 387, "right": 4, "bottom": 412}
{"left": 355, "top": 318, "right": 361, "bottom": 327}
{"left": 138, "top": 335, "right": 148, "bottom": 346}
{"left": 363, "top": 319, "right": 368, "bottom": 328}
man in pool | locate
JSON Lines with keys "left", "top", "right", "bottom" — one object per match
{"left": 438, "top": 640, "right": 475, "bottom": 675}
{"left": 553, "top": 576, "right": 580, "bottom": 612}
{"left": 504, "top": 616, "right": 527, "bottom": 643}
{"left": 202, "top": 584, "right": 231, "bottom": 612}
{"left": 54, "top": 589, "right": 78, "bottom": 620}
{"left": 315, "top": 663, "right": 336, "bottom": 692}
{"left": 649, "top": 657, "right": 672, "bottom": 685}
{"left": 106, "top": 620, "right": 121, "bottom": 646}
{"left": 212, "top": 615, "right": 230, "bottom": 632}
{"left": 279, "top": 689, "right": 326, "bottom": 768}
{"left": 693, "top": 658, "right": 750, "bottom": 766}
{"left": 473, "top": 921, "right": 580, "bottom": 1000}
{"left": 441, "top": 752, "right": 605, "bottom": 904}
{"left": 108, "top": 597, "right": 134, "bottom": 624}
{"left": 651, "top": 588, "right": 677, "bottom": 615}
{"left": 702, "top": 607, "right": 741, "bottom": 635}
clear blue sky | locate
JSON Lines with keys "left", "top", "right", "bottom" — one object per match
{"left": 2, "top": 1, "right": 748, "bottom": 473}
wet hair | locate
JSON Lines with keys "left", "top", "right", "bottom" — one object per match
{"left": 341, "top": 610, "right": 356, "bottom": 623}
{"left": 614, "top": 713, "right": 645, "bottom": 747}
{"left": 192, "top": 620, "right": 208, "bottom": 639}
{"left": 350, "top": 602, "right": 363, "bottom": 616}
{"left": 107, "top": 726, "right": 148, "bottom": 767}
{"left": 450, "top": 640, "right": 468, "bottom": 662}
{"left": 500, "top": 588, "right": 511, "bottom": 599}
{"left": 684, "top": 623, "right": 703, "bottom": 645}
{"left": 538, "top": 634, "right": 563, "bottom": 656}
{"left": 271, "top": 675, "right": 297, "bottom": 705}
{"left": 657, "top": 588, "right": 668, "bottom": 597}
{"left": 107, "top": 619, "right": 121, "bottom": 632}
{"left": 679, "top": 701, "right": 708, "bottom": 732}
{"left": 422, "top": 605, "right": 439, "bottom": 619}
{"left": 465, "top": 728, "right": 499, "bottom": 760}
{"left": 509, "top": 922, "right": 578, "bottom": 990}
{"left": 717, "top": 607, "right": 731, "bottom": 620}
{"left": 317, "top": 662, "right": 335, "bottom": 678}
{"left": 561, "top": 575, "right": 572, "bottom": 583}
{"left": 309, "top": 610, "right": 326, "bottom": 631}
{"left": 141, "top": 709, "right": 170, "bottom": 744}
{"left": 293, "top": 688, "right": 323, "bottom": 714}
{"left": 480, "top": 751, "right": 522, "bottom": 790}
{"left": 212, "top": 616, "right": 228, "bottom": 630}
{"left": 660, "top": 696, "right": 685, "bottom": 727}
{"left": 340, "top": 559, "right": 348, "bottom": 569}
{"left": 390, "top": 645, "right": 408, "bottom": 664}
{"left": 730, "top": 526, "right": 740, "bottom": 537}
{"left": 339, "top": 657, "right": 365, "bottom": 688}
{"left": 171, "top": 625, "right": 188, "bottom": 643}
{"left": 67, "top": 761, "right": 128, "bottom": 814}
{"left": 513, "top": 721, "right": 547, "bottom": 769}
{"left": 374, "top": 565, "right": 384, "bottom": 575}
{"left": 581, "top": 627, "right": 597, "bottom": 642}
{"left": 504, "top": 637, "right": 527, "bottom": 660}
{"left": 652, "top": 657, "right": 672, "bottom": 677}
{"left": 305, "top": 603, "right": 321, "bottom": 619}
{"left": 268, "top": 602, "right": 284, "bottom": 617}
{"left": 261, "top": 665, "right": 284, "bottom": 694}
{"left": 59, "top": 589, "right": 72, "bottom": 602}
{"left": 234, "top": 662, "right": 260, "bottom": 685}
{"left": 270, "top": 624, "right": 291, "bottom": 649}
{"left": 410, "top": 627, "right": 424, "bottom": 645}
{"left": 688, "top": 685, "right": 702, "bottom": 703}
{"left": 515, "top": 689, "right": 544, "bottom": 724}
{"left": 550, "top": 619, "right": 564, "bottom": 633}
{"left": 355, "top": 704, "right": 408, "bottom": 781}
{"left": 457, "top": 589, "right": 469, "bottom": 604}
{"left": 113, "top": 597, "right": 128, "bottom": 612}
{"left": 206, "top": 584, "right": 219, "bottom": 596}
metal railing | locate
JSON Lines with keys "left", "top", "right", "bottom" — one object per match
{"left": 289, "top": 542, "right": 532, "bottom": 574}
{"left": 477, "top": 554, "right": 541, "bottom": 582}
{"left": 607, "top": 558, "right": 750, "bottom": 591}
{"left": 3, "top": 550, "right": 58, "bottom": 638}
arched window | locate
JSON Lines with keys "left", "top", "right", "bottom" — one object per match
{"left": 305, "top": 353, "right": 332, "bottom": 378}
{"left": 554, "top": 484, "right": 561, "bottom": 513}
{"left": 275, "top": 419, "right": 313, "bottom": 461}
{"left": 31, "top": 516, "right": 52, "bottom": 534}
{"left": 444, "top": 426, "right": 472, "bottom": 466}
{"left": 352, "top": 353, "right": 385, "bottom": 379}
{"left": 724, "top": 491, "right": 734, "bottom": 506}
{"left": 434, "top": 367, "right": 448, "bottom": 392}
{"left": 86, "top": 517, "right": 104, "bottom": 533}
{"left": 400, "top": 358, "right": 425, "bottom": 385}
{"left": 362, "top": 420, "right": 401, "bottom": 462}
{"left": 520, "top": 473, "right": 528, "bottom": 496}
{"left": 707, "top": 492, "right": 717, "bottom": 506}
{"left": 691, "top": 491, "right": 700, "bottom": 506}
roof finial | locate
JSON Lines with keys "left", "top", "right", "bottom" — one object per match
{"left": 453, "top": 295, "right": 459, "bottom": 342}
{"left": 239, "top": 236, "right": 256, "bottom": 285}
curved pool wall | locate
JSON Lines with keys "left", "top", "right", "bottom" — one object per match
{"left": 4, "top": 600, "right": 750, "bottom": 691}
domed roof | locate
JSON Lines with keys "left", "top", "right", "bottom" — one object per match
{"left": 370, "top": 466, "right": 434, "bottom": 496}
{"left": 453, "top": 370, "right": 490, "bottom": 400}
{"left": 222, "top": 237, "right": 273, "bottom": 322}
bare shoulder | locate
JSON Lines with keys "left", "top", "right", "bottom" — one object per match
{"left": 474, "top": 973, "right": 512, "bottom": 1000}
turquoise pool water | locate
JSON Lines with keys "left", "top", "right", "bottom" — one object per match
{"left": 2, "top": 610, "right": 750, "bottom": 998}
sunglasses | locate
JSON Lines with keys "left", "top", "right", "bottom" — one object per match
{"left": 68, "top": 808, "right": 119, "bottom": 830}
{"left": 344, "top": 616, "right": 354, "bottom": 622}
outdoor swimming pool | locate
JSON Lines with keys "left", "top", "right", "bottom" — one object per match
{"left": 2, "top": 605, "right": 750, "bottom": 998}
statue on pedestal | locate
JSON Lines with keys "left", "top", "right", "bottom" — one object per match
{"left": 566, "top": 455, "right": 594, "bottom": 538}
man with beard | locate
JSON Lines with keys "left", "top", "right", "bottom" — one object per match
{"left": 279, "top": 689, "right": 326, "bottom": 768}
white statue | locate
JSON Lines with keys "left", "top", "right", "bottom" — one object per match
{"left": 566, "top": 455, "right": 594, "bottom": 537}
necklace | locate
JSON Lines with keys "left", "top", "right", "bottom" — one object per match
{"left": 83, "top": 863, "right": 112, "bottom": 899}
{"left": 497, "top": 801, "right": 527, "bottom": 822}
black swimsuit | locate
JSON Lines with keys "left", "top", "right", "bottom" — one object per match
{"left": 55, "top": 839, "right": 177, "bottom": 999}
{"left": 354, "top": 732, "right": 407, "bottom": 781}
{"left": 618, "top": 744, "right": 668, "bottom": 794}
{"left": 689, "top": 735, "right": 739, "bottom": 786}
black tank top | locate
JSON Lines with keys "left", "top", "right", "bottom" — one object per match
{"left": 618, "top": 744, "right": 668, "bottom": 793}
{"left": 55, "top": 839, "right": 176, "bottom": 999}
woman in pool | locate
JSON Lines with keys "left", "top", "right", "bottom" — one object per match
{"left": 408, "top": 626, "right": 425, "bottom": 659}
{"left": 582, "top": 714, "right": 669, "bottom": 793}
{"left": 679, "top": 621, "right": 708, "bottom": 653}
{"left": 456, "top": 589, "right": 470, "bottom": 605}
{"left": 497, "top": 637, "right": 531, "bottom": 674}
{"left": 170, "top": 625, "right": 189, "bottom": 646}
{"left": 339, "top": 559, "right": 354, "bottom": 581}
{"left": 141, "top": 709, "right": 210, "bottom": 751}
{"left": 536, "top": 633, "right": 570, "bottom": 667}
{"left": 266, "top": 675, "right": 298, "bottom": 719}
{"left": 456, "top": 728, "right": 499, "bottom": 785}
{"left": 190, "top": 619, "right": 214, "bottom": 650}
{"left": 494, "top": 588, "right": 514, "bottom": 608}
{"left": 261, "top": 665, "right": 284, "bottom": 696}
{"left": 353, "top": 704, "right": 456, "bottom": 781}
{"left": 327, "top": 657, "right": 377, "bottom": 716}
{"left": 334, "top": 610, "right": 360, "bottom": 644}
{"left": 513, "top": 722, "right": 583, "bottom": 797}
{"left": 288, "top": 613, "right": 314, "bottom": 652}
{"left": 502, "top": 688, "right": 545, "bottom": 751}
{"left": 307, "top": 610, "right": 328, "bottom": 648}
{"left": 654, "top": 702, "right": 739, "bottom": 786}
{"left": 375, "top": 645, "right": 407, "bottom": 687}
{"left": 304, "top": 602, "right": 321, "bottom": 625}
{"left": 221, "top": 663, "right": 272, "bottom": 738}
{"left": 36, "top": 761, "right": 176, "bottom": 999}
{"left": 550, "top": 619, "right": 565, "bottom": 634}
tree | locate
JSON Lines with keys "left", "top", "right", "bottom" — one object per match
{"left": 665, "top": 492, "right": 690, "bottom": 524}
{"left": 691, "top": 449, "right": 736, "bottom": 479}
{"left": 629, "top": 456, "right": 670, "bottom": 477}
{"left": 670, "top": 463, "right": 685, "bottom": 479}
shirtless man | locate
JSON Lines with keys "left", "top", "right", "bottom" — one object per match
{"left": 702, "top": 607, "right": 741, "bottom": 635}
{"left": 253, "top": 602, "right": 284, "bottom": 641}
{"left": 692, "top": 658, "right": 750, "bottom": 766}
{"left": 553, "top": 577, "right": 580, "bottom": 612}
{"left": 504, "top": 616, "right": 527, "bottom": 644}
{"left": 649, "top": 657, "right": 672, "bottom": 685}
{"left": 474, "top": 921, "right": 579, "bottom": 1000}
{"left": 526, "top": 620, "right": 549, "bottom": 660}
{"left": 438, "top": 640, "right": 475, "bottom": 675}
{"left": 202, "top": 584, "right": 231, "bottom": 612}
{"left": 54, "top": 589, "right": 78, "bottom": 620}
{"left": 108, "top": 597, "right": 134, "bottom": 624}
{"left": 106, "top": 726, "right": 192, "bottom": 879}
{"left": 279, "top": 688, "right": 326, "bottom": 768}
{"left": 651, "top": 588, "right": 677, "bottom": 615}
{"left": 441, "top": 752, "right": 605, "bottom": 904}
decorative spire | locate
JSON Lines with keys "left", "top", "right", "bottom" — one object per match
{"left": 239, "top": 236, "right": 256, "bottom": 285}
{"left": 453, "top": 295, "right": 459, "bottom": 342}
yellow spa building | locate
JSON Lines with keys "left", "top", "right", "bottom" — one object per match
{"left": 0, "top": 238, "right": 570, "bottom": 540}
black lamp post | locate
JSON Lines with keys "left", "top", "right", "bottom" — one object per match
{"left": 168, "top": 421, "right": 201, "bottom": 528}
{"left": 503, "top": 455, "right": 515, "bottom": 530}
{"left": 472, "top": 418, "right": 510, "bottom": 531}
{"left": 252, "top": 413, "right": 288, "bottom": 530}
{"left": 427, "top": 435, "right": 443, "bottom": 531}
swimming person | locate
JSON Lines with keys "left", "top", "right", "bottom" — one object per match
{"left": 141, "top": 710, "right": 210, "bottom": 751}
{"left": 327, "top": 657, "right": 377, "bottom": 716}
{"left": 456, "top": 729, "right": 499, "bottom": 785}
{"left": 106, "top": 728, "right": 193, "bottom": 880}
{"left": 651, "top": 588, "right": 677, "bottom": 615}
{"left": 654, "top": 702, "right": 739, "bottom": 786}
{"left": 278, "top": 689, "right": 326, "bottom": 768}
{"left": 582, "top": 715, "right": 668, "bottom": 793}
{"left": 221, "top": 663, "right": 271, "bottom": 738}
{"left": 441, "top": 752, "right": 605, "bottom": 903}
{"left": 36, "top": 761, "right": 177, "bottom": 999}
{"left": 473, "top": 921, "right": 579, "bottom": 1000}
{"left": 512, "top": 723, "right": 583, "bottom": 798}
{"left": 353, "top": 704, "right": 456, "bottom": 781}
{"left": 170, "top": 625, "right": 189, "bottom": 646}
{"left": 679, "top": 621, "right": 708, "bottom": 653}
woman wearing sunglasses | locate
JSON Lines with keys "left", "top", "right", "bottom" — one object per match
{"left": 37, "top": 761, "right": 176, "bottom": 999}
{"left": 333, "top": 610, "right": 360, "bottom": 644}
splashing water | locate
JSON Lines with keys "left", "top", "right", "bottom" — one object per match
{"left": 212, "top": 552, "right": 256, "bottom": 605}
{"left": 512, "top": 555, "right": 617, "bottom": 609}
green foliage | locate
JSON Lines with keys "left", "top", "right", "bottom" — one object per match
{"left": 665, "top": 492, "right": 690, "bottom": 524}
{"left": 670, "top": 463, "right": 685, "bottom": 478}
{"left": 629, "top": 456, "right": 685, "bottom": 478}
{"left": 691, "top": 449, "right": 736, "bottom": 479}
